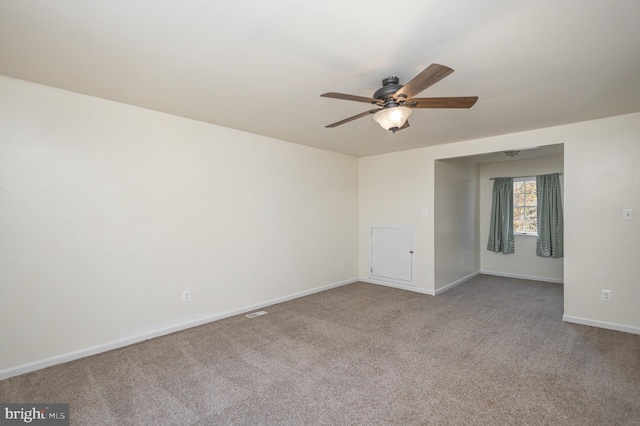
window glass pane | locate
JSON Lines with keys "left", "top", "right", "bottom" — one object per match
{"left": 525, "top": 207, "right": 537, "bottom": 221}
{"left": 514, "top": 208, "right": 525, "bottom": 233}
{"left": 513, "top": 181, "right": 524, "bottom": 193}
{"left": 514, "top": 193, "right": 525, "bottom": 206}
{"left": 525, "top": 180, "right": 536, "bottom": 193}
{"left": 525, "top": 207, "right": 537, "bottom": 233}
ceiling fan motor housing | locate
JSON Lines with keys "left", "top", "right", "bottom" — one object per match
{"left": 373, "top": 76, "right": 403, "bottom": 102}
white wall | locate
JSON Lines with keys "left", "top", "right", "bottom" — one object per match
{"left": 480, "top": 155, "right": 564, "bottom": 282}
{"left": 0, "top": 76, "right": 359, "bottom": 376}
{"left": 358, "top": 150, "right": 432, "bottom": 293}
{"left": 563, "top": 116, "right": 640, "bottom": 333}
{"left": 359, "top": 112, "right": 640, "bottom": 334}
{"left": 434, "top": 158, "right": 478, "bottom": 291}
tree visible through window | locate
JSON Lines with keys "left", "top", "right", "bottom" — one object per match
{"left": 513, "top": 177, "right": 537, "bottom": 234}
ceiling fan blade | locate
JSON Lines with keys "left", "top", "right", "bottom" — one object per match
{"left": 407, "top": 96, "right": 478, "bottom": 108}
{"left": 398, "top": 120, "right": 410, "bottom": 131}
{"left": 394, "top": 64, "right": 454, "bottom": 100}
{"left": 321, "top": 92, "right": 381, "bottom": 105}
{"left": 325, "top": 108, "right": 380, "bottom": 128}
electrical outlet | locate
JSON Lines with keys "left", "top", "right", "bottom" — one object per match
{"left": 340, "top": 260, "right": 345, "bottom": 268}
{"left": 601, "top": 290, "right": 612, "bottom": 302}
{"left": 182, "top": 290, "right": 190, "bottom": 302}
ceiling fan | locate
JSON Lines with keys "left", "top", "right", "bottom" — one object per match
{"left": 321, "top": 63, "right": 478, "bottom": 133}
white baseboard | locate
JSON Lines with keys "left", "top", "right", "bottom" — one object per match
{"left": 0, "top": 278, "right": 359, "bottom": 381}
{"left": 361, "top": 272, "right": 481, "bottom": 296}
{"left": 563, "top": 315, "right": 640, "bottom": 335}
{"left": 360, "top": 278, "right": 435, "bottom": 296}
{"left": 481, "top": 270, "right": 564, "bottom": 284}
{"left": 435, "top": 271, "right": 481, "bottom": 295}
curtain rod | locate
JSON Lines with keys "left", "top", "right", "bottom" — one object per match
{"left": 489, "top": 173, "right": 563, "bottom": 180}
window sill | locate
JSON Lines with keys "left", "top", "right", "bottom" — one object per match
{"left": 515, "top": 233, "right": 538, "bottom": 238}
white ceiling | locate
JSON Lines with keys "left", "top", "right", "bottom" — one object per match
{"left": 1, "top": 1, "right": 639, "bottom": 157}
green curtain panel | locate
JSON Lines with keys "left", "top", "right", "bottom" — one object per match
{"left": 536, "top": 173, "right": 564, "bottom": 258}
{"left": 487, "top": 177, "right": 514, "bottom": 254}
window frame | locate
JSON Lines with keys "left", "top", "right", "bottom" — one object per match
{"left": 513, "top": 176, "right": 538, "bottom": 236}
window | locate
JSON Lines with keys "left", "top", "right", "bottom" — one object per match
{"left": 513, "top": 177, "right": 537, "bottom": 234}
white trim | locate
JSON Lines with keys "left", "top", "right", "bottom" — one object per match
{"left": 435, "top": 271, "right": 481, "bottom": 295}
{"left": 563, "top": 315, "right": 640, "bottom": 336}
{"left": 360, "top": 277, "right": 435, "bottom": 296}
{"left": 481, "top": 270, "right": 564, "bottom": 284}
{"left": 0, "top": 278, "right": 359, "bottom": 381}
{"left": 361, "top": 272, "right": 481, "bottom": 296}
{"left": 514, "top": 232, "right": 538, "bottom": 238}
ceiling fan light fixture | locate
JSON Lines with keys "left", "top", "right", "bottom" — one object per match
{"left": 373, "top": 106, "right": 412, "bottom": 133}
{"left": 504, "top": 150, "right": 520, "bottom": 157}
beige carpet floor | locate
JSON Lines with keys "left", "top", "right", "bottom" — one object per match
{"left": 2, "top": 275, "right": 639, "bottom": 425}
